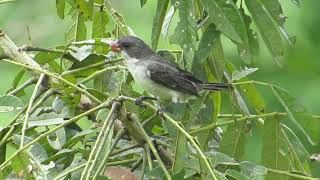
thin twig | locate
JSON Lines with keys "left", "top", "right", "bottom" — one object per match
{"left": 110, "top": 143, "right": 140, "bottom": 157}
{"left": 0, "top": 101, "right": 110, "bottom": 171}
{"left": 20, "top": 73, "right": 45, "bottom": 148}
{"left": 82, "top": 102, "right": 120, "bottom": 180}
{"left": 119, "top": 96, "right": 218, "bottom": 180}
{"left": 130, "top": 156, "right": 143, "bottom": 172}
{"left": 267, "top": 168, "right": 317, "bottom": 180}
{"left": 2, "top": 59, "right": 102, "bottom": 104}
{"left": 7, "top": 78, "right": 37, "bottom": 96}
{"left": 144, "top": 144, "right": 153, "bottom": 171}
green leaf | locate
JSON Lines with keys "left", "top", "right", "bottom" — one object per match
{"left": 92, "top": 10, "right": 109, "bottom": 54}
{"left": 232, "top": 67, "right": 258, "bottom": 81}
{"left": 47, "top": 128, "right": 67, "bottom": 150}
{"left": 28, "top": 118, "right": 65, "bottom": 127}
{"left": 75, "top": 0, "right": 93, "bottom": 20}
{"left": 66, "top": 14, "right": 87, "bottom": 43}
{"left": 192, "top": 24, "right": 221, "bottom": 80}
{"left": 11, "top": 68, "right": 26, "bottom": 89}
{"left": 161, "top": 5, "right": 175, "bottom": 40}
{"left": 172, "top": 130, "right": 187, "bottom": 174}
{"left": 69, "top": 45, "right": 93, "bottom": 61}
{"left": 43, "top": 149, "right": 75, "bottom": 164}
{"left": 169, "top": 0, "right": 196, "bottom": 70}
{"left": 11, "top": 152, "right": 31, "bottom": 178}
{"left": 202, "top": 0, "right": 248, "bottom": 45}
{"left": 151, "top": 0, "right": 169, "bottom": 49}
{"left": 260, "top": 0, "right": 285, "bottom": 26}
{"left": 245, "top": 0, "right": 284, "bottom": 65}
{"left": 63, "top": 129, "right": 93, "bottom": 148}
{"left": 207, "top": 151, "right": 237, "bottom": 166}
{"left": 219, "top": 121, "right": 247, "bottom": 159}
{"left": 226, "top": 169, "right": 249, "bottom": 180}
{"left": 290, "top": 0, "right": 300, "bottom": 6}
{"left": 281, "top": 124, "right": 311, "bottom": 174}
{"left": 56, "top": 0, "right": 65, "bottom": 19}
{"left": 34, "top": 51, "right": 61, "bottom": 64}
{"left": 0, "top": 95, "right": 23, "bottom": 112}
{"left": 240, "top": 161, "right": 267, "bottom": 179}
{"left": 261, "top": 116, "right": 289, "bottom": 179}
{"left": 140, "top": 0, "right": 147, "bottom": 7}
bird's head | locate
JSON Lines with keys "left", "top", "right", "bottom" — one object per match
{"left": 110, "top": 36, "right": 154, "bottom": 59}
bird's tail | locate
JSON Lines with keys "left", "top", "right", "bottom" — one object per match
{"left": 201, "top": 83, "right": 230, "bottom": 91}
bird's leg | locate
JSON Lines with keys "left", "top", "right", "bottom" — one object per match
{"left": 134, "top": 96, "right": 158, "bottom": 106}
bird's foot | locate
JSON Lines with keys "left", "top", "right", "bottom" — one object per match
{"left": 134, "top": 96, "right": 157, "bottom": 106}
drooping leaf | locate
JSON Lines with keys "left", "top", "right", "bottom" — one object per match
{"left": 260, "top": 0, "right": 285, "bottom": 26}
{"left": 202, "top": 0, "right": 248, "bottom": 45}
{"left": 281, "top": 124, "right": 311, "bottom": 174}
{"left": 169, "top": 0, "right": 196, "bottom": 70}
{"left": 245, "top": 0, "right": 284, "bottom": 65}
{"left": 66, "top": 14, "right": 87, "bottom": 43}
{"left": 56, "top": 0, "right": 65, "bottom": 19}
{"left": 172, "top": 130, "right": 187, "bottom": 174}
{"left": 0, "top": 95, "right": 23, "bottom": 112}
{"left": 261, "top": 116, "right": 289, "bottom": 179}
{"left": 12, "top": 68, "right": 26, "bottom": 89}
{"left": 161, "top": 5, "right": 175, "bottom": 40}
{"left": 92, "top": 10, "right": 109, "bottom": 54}
{"left": 232, "top": 67, "right": 258, "bottom": 81}
{"left": 151, "top": 0, "right": 169, "bottom": 49}
{"left": 219, "top": 121, "right": 247, "bottom": 159}
{"left": 47, "top": 128, "right": 67, "bottom": 150}
{"left": 34, "top": 51, "right": 61, "bottom": 64}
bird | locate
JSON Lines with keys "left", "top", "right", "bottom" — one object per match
{"left": 109, "top": 36, "right": 230, "bottom": 104}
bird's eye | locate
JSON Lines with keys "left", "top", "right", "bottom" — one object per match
{"left": 122, "top": 43, "right": 130, "bottom": 48}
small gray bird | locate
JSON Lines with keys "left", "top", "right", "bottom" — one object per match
{"left": 110, "top": 36, "right": 229, "bottom": 103}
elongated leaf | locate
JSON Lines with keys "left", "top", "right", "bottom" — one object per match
{"left": 232, "top": 67, "right": 258, "bottom": 81}
{"left": 261, "top": 116, "right": 289, "bottom": 179}
{"left": 66, "top": 14, "right": 87, "bottom": 43}
{"left": 0, "top": 95, "right": 23, "bottom": 112}
{"left": 161, "top": 5, "right": 175, "bottom": 39}
{"left": 240, "top": 161, "right": 267, "bottom": 179}
{"left": 63, "top": 129, "right": 93, "bottom": 148}
{"left": 47, "top": 128, "right": 67, "bottom": 150}
{"left": 192, "top": 24, "right": 221, "bottom": 80}
{"left": 28, "top": 118, "right": 65, "bottom": 127}
{"left": 169, "top": 0, "right": 196, "bottom": 70}
{"left": 151, "top": 0, "right": 169, "bottom": 49}
{"left": 226, "top": 169, "right": 249, "bottom": 180}
{"left": 11, "top": 152, "right": 31, "bottom": 178}
{"left": 219, "top": 121, "right": 247, "bottom": 159}
{"left": 245, "top": 0, "right": 284, "bottom": 65}
{"left": 12, "top": 68, "right": 26, "bottom": 88}
{"left": 172, "top": 130, "right": 187, "bottom": 174}
{"left": 260, "top": 0, "right": 285, "bottom": 26}
{"left": 281, "top": 124, "right": 311, "bottom": 174}
{"left": 92, "top": 10, "right": 109, "bottom": 54}
{"left": 56, "top": 0, "right": 65, "bottom": 19}
{"left": 202, "top": 0, "right": 248, "bottom": 45}
{"left": 290, "top": 0, "right": 300, "bottom": 6}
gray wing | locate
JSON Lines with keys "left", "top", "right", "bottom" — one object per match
{"left": 146, "top": 59, "right": 203, "bottom": 96}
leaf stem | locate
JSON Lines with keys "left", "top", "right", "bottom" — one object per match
{"left": 267, "top": 168, "right": 317, "bottom": 180}
{"left": 20, "top": 73, "right": 45, "bottom": 149}
{"left": 7, "top": 78, "right": 36, "bottom": 96}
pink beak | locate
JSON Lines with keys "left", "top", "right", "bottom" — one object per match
{"left": 110, "top": 41, "right": 121, "bottom": 53}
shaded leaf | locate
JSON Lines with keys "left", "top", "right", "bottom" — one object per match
{"left": 151, "top": 0, "right": 169, "bottom": 49}
{"left": 11, "top": 152, "right": 31, "bottom": 178}
{"left": 226, "top": 169, "right": 249, "bottom": 180}
{"left": 12, "top": 68, "right": 26, "bottom": 88}
{"left": 56, "top": 0, "right": 65, "bottom": 19}
{"left": 261, "top": 116, "right": 289, "bottom": 179}
{"left": 92, "top": 10, "right": 109, "bottom": 54}
{"left": 63, "top": 129, "right": 93, "bottom": 148}
{"left": 245, "top": 0, "right": 284, "bottom": 65}
{"left": 140, "top": 0, "right": 147, "bottom": 7}
{"left": 66, "top": 14, "right": 87, "bottom": 43}
{"left": 202, "top": 0, "right": 248, "bottom": 45}
{"left": 206, "top": 151, "right": 237, "bottom": 166}
{"left": 34, "top": 51, "right": 61, "bottom": 64}
{"left": 161, "top": 5, "right": 175, "bottom": 39}
{"left": 232, "top": 67, "right": 258, "bottom": 81}
{"left": 172, "top": 130, "right": 187, "bottom": 174}
{"left": 0, "top": 95, "right": 23, "bottom": 112}
{"left": 75, "top": 0, "right": 94, "bottom": 20}
{"left": 169, "top": 0, "right": 196, "bottom": 70}
{"left": 240, "top": 161, "right": 267, "bottom": 179}
{"left": 47, "top": 128, "right": 67, "bottom": 150}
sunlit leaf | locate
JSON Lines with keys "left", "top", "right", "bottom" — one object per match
{"left": 75, "top": 0, "right": 93, "bottom": 20}
{"left": 11, "top": 152, "right": 30, "bottom": 178}
{"left": 240, "top": 161, "right": 267, "bottom": 179}
{"left": 92, "top": 10, "right": 109, "bottom": 54}
{"left": 66, "top": 14, "right": 87, "bottom": 43}
{"left": 47, "top": 128, "right": 67, "bottom": 150}
{"left": 226, "top": 169, "right": 249, "bottom": 180}
{"left": 69, "top": 45, "right": 93, "bottom": 61}
{"left": 151, "top": 0, "right": 169, "bottom": 49}
{"left": 35, "top": 51, "right": 61, "bottom": 64}
{"left": 140, "top": 0, "right": 147, "bottom": 7}
{"left": 161, "top": 5, "right": 175, "bottom": 40}
{"left": 172, "top": 130, "right": 187, "bottom": 174}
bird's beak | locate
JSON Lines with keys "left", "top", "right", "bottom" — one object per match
{"left": 109, "top": 41, "right": 121, "bottom": 53}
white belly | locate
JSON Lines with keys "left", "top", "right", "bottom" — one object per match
{"left": 125, "top": 58, "right": 189, "bottom": 103}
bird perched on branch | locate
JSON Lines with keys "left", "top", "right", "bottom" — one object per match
{"left": 110, "top": 36, "right": 230, "bottom": 104}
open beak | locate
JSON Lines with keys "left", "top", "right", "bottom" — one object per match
{"left": 110, "top": 41, "right": 121, "bottom": 53}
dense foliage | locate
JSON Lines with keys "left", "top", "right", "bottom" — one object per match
{"left": 0, "top": 0, "right": 319, "bottom": 179}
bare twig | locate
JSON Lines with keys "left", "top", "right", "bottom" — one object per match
{"left": 20, "top": 73, "right": 45, "bottom": 148}
{"left": 7, "top": 78, "right": 37, "bottom": 96}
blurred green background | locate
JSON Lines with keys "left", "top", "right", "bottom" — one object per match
{"left": 0, "top": 0, "right": 319, "bottom": 114}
